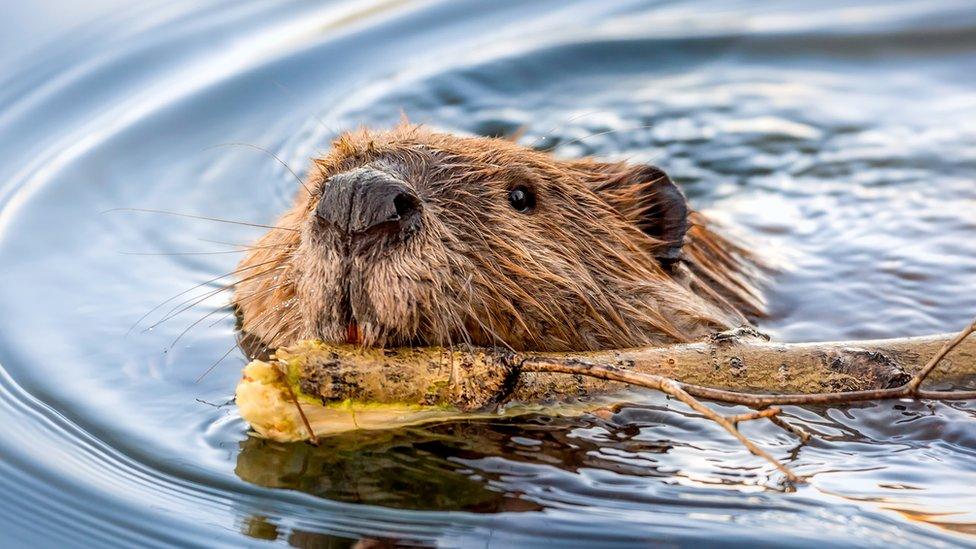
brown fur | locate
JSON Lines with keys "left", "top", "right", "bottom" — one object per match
{"left": 233, "top": 124, "right": 763, "bottom": 352}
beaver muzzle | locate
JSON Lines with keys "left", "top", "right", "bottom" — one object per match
{"left": 315, "top": 166, "right": 421, "bottom": 238}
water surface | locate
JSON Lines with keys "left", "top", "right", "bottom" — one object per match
{"left": 0, "top": 0, "right": 975, "bottom": 546}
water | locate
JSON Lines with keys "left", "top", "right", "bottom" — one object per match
{"left": 0, "top": 0, "right": 974, "bottom": 546}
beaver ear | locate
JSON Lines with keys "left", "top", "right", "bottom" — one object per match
{"left": 590, "top": 165, "right": 689, "bottom": 266}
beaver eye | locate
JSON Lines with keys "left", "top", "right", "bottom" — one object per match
{"left": 508, "top": 186, "right": 535, "bottom": 212}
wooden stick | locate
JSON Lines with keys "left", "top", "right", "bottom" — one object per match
{"left": 518, "top": 317, "right": 976, "bottom": 481}
{"left": 247, "top": 320, "right": 976, "bottom": 482}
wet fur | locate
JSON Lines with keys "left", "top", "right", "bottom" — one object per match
{"left": 234, "top": 124, "right": 763, "bottom": 352}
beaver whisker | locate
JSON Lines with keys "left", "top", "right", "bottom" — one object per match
{"left": 145, "top": 284, "right": 240, "bottom": 335}
{"left": 556, "top": 123, "right": 662, "bottom": 151}
{"left": 121, "top": 249, "right": 257, "bottom": 256}
{"left": 205, "top": 142, "right": 312, "bottom": 196}
{"left": 194, "top": 340, "right": 244, "bottom": 384}
{"left": 146, "top": 264, "right": 285, "bottom": 333}
{"left": 452, "top": 274, "right": 482, "bottom": 349}
{"left": 269, "top": 80, "right": 338, "bottom": 138}
{"left": 128, "top": 257, "right": 283, "bottom": 335}
{"left": 196, "top": 237, "right": 296, "bottom": 251}
{"left": 253, "top": 298, "right": 301, "bottom": 351}
{"left": 472, "top": 274, "right": 541, "bottom": 348}
{"left": 206, "top": 273, "right": 292, "bottom": 333}
{"left": 168, "top": 302, "right": 235, "bottom": 351}
{"left": 152, "top": 263, "right": 285, "bottom": 327}
{"left": 105, "top": 207, "right": 299, "bottom": 232}
{"left": 121, "top": 240, "right": 294, "bottom": 256}
{"left": 206, "top": 308, "right": 237, "bottom": 330}
{"left": 205, "top": 284, "right": 287, "bottom": 337}
{"left": 525, "top": 109, "right": 620, "bottom": 149}
{"left": 168, "top": 281, "right": 288, "bottom": 351}
{"left": 471, "top": 314, "right": 514, "bottom": 351}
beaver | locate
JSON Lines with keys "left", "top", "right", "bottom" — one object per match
{"left": 233, "top": 124, "right": 763, "bottom": 352}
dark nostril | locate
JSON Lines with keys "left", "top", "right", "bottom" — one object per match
{"left": 393, "top": 192, "right": 418, "bottom": 219}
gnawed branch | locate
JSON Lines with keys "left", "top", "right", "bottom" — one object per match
{"left": 236, "top": 319, "right": 976, "bottom": 483}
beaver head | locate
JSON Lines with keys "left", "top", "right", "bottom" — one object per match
{"left": 233, "top": 124, "right": 762, "bottom": 352}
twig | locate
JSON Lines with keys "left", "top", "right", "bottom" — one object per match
{"left": 519, "top": 361, "right": 802, "bottom": 482}
{"left": 519, "top": 315, "right": 976, "bottom": 483}
{"left": 727, "top": 407, "right": 781, "bottom": 424}
{"left": 280, "top": 375, "right": 318, "bottom": 445}
{"left": 672, "top": 317, "right": 976, "bottom": 406}
{"left": 765, "top": 413, "right": 811, "bottom": 443}
{"left": 526, "top": 317, "right": 976, "bottom": 408}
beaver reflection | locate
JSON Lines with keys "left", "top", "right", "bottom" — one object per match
{"left": 234, "top": 125, "right": 763, "bottom": 352}
{"left": 240, "top": 514, "right": 412, "bottom": 548}
{"left": 235, "top": 411, "right": 679, "bottom": 513}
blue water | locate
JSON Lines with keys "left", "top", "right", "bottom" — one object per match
{"left": 0, "top": 1, "right": 974, "bottom": 546}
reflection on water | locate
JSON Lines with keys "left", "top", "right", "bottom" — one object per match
{"left": 237, "top": 424, "right": 544, "bottom": 512}
{"left": 0, "top": 0, "right": 974, "bottom": 546}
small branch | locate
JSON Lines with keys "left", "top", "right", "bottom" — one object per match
{"left": 280, "top": 373, "right": 318, "bottom": 445}
{"left": 667, "top": 316, "right": 976, "bottom": 407}
{"left": 519, "top": 316, "right": 976, "bottom": 484}
{"left": 667, "top": 381, "right": 801, "bottom": 483}
{"left": 519, "top": 360, "right": 802, "bottom": 482}
{"left": 726, "top": 407, "right": 781, "bottom": 424}
{"left": 765, "top": 413, "right": 812, "bottom": 443}
{"left": 520, "top": 315, "right": 976, "bottom": 409}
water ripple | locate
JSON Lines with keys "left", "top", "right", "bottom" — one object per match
{"left": 0, "top": 0, "right": 974, "bottom": 546}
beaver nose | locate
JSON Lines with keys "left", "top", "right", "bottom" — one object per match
{"left": 316, "top": 167, "right": 420, "bottom": 235}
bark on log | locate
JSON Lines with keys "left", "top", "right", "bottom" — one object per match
{"left": 517, "top": 330, "right": 976, "bottom": 401}
{"left": 235, "top": 327, "right": 976, "bottom": 479}
{"left": 276, "top": 331, "right": 976, "bottom": 410}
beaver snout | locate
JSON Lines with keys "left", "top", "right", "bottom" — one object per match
{"left": 315, "top": 166, "right": 421, "bottom": 237}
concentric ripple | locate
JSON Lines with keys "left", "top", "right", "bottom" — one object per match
{"left": 0, "top": 0, "right": 974, "bottom": 546}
